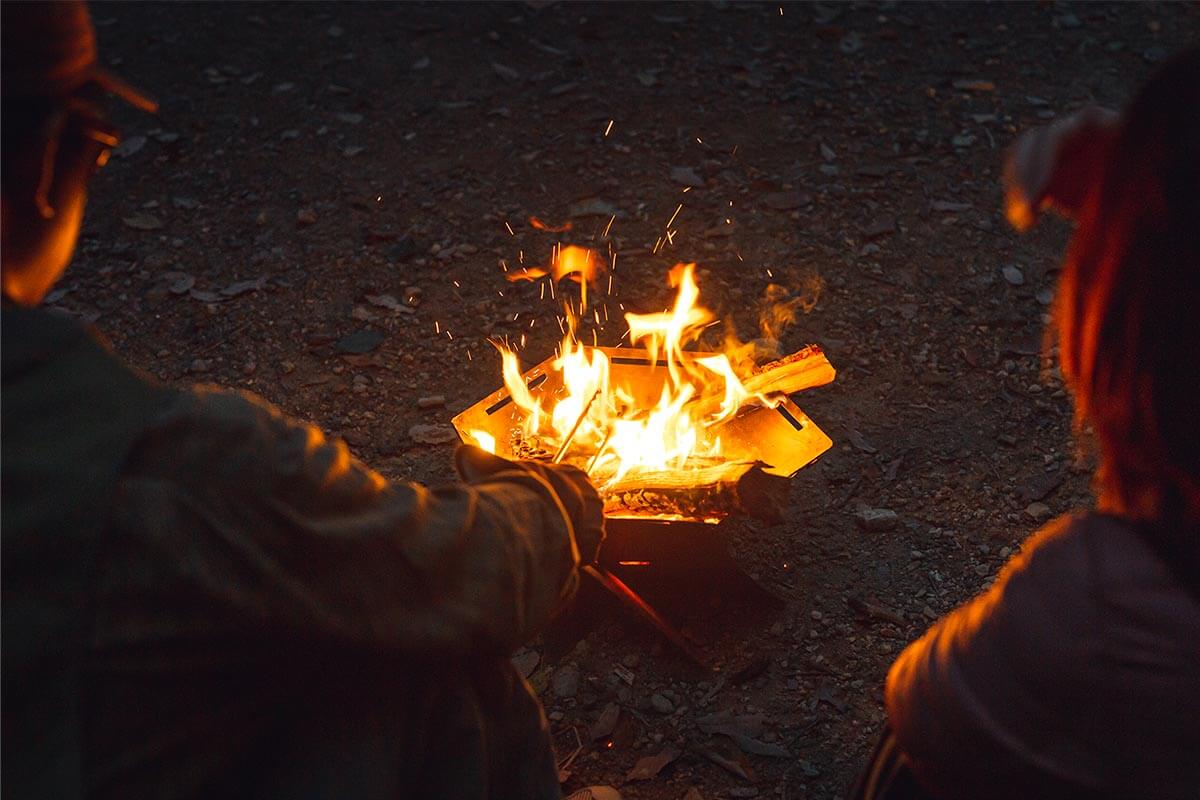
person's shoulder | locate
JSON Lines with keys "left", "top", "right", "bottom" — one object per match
{"left": 1018, "top": 511, "right": 1175, "bottom": 590}
{"left": 133, "top": 383, "right": 322, "bottom": 485}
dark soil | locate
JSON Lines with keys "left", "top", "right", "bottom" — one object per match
{"left": 68, "top": 3, "right": 1199, "bottom": 798}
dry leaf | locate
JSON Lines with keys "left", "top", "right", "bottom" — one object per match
{"left": 626, "top": 747, "right": 679, "bottom": 781}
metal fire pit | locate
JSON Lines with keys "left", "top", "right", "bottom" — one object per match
{"left": 451, "top": 346, "right": 832, "bottom": 515}
{"left": 451, "top": 346, "right": 834, "bottom": 663}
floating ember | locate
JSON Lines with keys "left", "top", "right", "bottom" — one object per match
{"left": 453, "top": 257, "right": 835, "bottom": 522}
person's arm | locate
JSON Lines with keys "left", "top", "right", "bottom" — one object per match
{"left": 884, "top": 517, "right": 1106, "bottom": 799}
{"left": 114, "top": 385, "right": 601, "bottom": 657}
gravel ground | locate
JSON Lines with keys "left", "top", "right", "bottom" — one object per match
{"left": 64, "top": 3, "right": 1200, "bottom": 798}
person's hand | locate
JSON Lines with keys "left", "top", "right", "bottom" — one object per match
{"left": 1003, "top": 105, "right": 1119, "bottom": 231}
{"left": 455, "top": 445, "right": 606, "bottom": 564}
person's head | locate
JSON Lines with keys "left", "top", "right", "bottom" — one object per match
{"left": 1053, "top": 49, "right": 1200, "bottom": 525}
{"left": 1, "top": 1, "right": 155, "bottom": 306}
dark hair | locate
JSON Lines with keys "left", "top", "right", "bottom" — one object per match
{"left": 1056, "top": 49, "right": 1200, "bottom": 529}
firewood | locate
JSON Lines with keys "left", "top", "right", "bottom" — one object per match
{"left": 600, "top": 461, "right": 789, "bottom": 523}
{"left": 744, "top": 344, "right": 836, "bottom": 397}
{"left": 688, "top": 345, "right": 835, "bottom": 421}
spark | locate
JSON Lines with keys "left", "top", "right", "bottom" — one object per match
{"left": 498, "top": 290, "right": 505, "bottom": 297}
{"left": 665, "top": 229, "right": 676, "bottom": 245}
{"left": 467, "top": 349, "right": 473, "bottom": 361}
{"left": 779, "top": 6, "right": 783, "bottom": 14}
{"left": 519, "top": 250, "right": 524, "bottom": 264}
{"left": 666, "top": 203, "right": 683, "bottom": 229}
{"left": 376, "top": 195, "right": 382, "bottom": 202}
{"left": 602, "top": 214, "right": 616, "bottom": 238}
{"left": 435, "top": 321, "right": 441, "bottom": 334}
{"left": 604, "top": 119, "right": 614, "bottom": 136}
{"left": 593, "top": 309, "right": 600, "bottom": 324}
{"left": 766, "top": 269, "right": 773, "bottom": 277}
{"left": 501, "top": 259, "right": 509, "bottom": 272}
{"left": 446, "top": 330, "right": 454, "bottom": 340}
{"left": 607, "top": 273, "right": 613, "bottom": 295}
{"left": 549, "top": 278, "right": 555, "bottom": 299}
{"left": 603, "top": 304, "right": 609, "bottom": 322}
{"left": 611, "top": 252, "right": 617, "bottom": 272}
{"left": 731, "top": 145, "right": 738, "bottom": 157}
{"left": 682, "top": 186, "right": 691, "bottom": 193}
{"left": 452, "top": 280, "right": 460, "bottom": 288}
{"left": 504, "top": 221, "right": 515, "bottom": 236}
{"left": 619, "top": 328, "right": 630, "bottom": 341}
{"left": 529, "top": 318, "right": 536, "bottom": 328}
{"left": 725, "top": 218, "right": 732, "bottom": 224}
{"left": 736, "top": 252, "right": 744, "bottom": 262}
{"left": 696, "top": 137, "right": 703, "bottom": 144}
{"left": 540, "top": 282, "right": 546, "bottom": 300}
{"left": 520, "top": 334, "right": 527, "bottom": 348}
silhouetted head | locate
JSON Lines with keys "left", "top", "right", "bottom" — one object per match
{"left": 1, "top": 1, "right": 154, "bottom": 306}
{"left": 1053, "top": 49, "right": 1200, "bottom": 525}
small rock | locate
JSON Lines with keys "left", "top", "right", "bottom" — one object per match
{"left": 491, "top": 62, "right": 521, "bottom": 81}
{"left": 188, "top": 358, "right": 211, "bottom": 374}
{"left": 172, "top": 196, "right": 200, "bottom": 210}
{"left": 551, "top": 664, "right": 580, "bottom": 699}
{"left": 343, "top": 145, "right": 365, "bottom": 157}
{"left": 408, "top": 423, "right": 459, "bottom": 446}
{"left": 417, "top": 395, "right": 445, "bottom": 409}
{"left": 569, "top": 197, "right": 620, "bottom": 218}
{"left": 297, "top": 207, "right": 318, "bottom": 226}
{"left": 122, "top": 212, "right": 163, "bottom": 231}
{"left": 763, "top": 190, "right": 811, "bottom": 211}
{"left": 113, "top": 135, "right": 147, "bottom": 158}
{"left": 856, "top": 508, "right": 899, "bottom": 532}
{"left": 1002, "top": 265, "right": 1025, "bottom": 286}
{"left": 861, "top": 216, "right": 896, "bottom": 240}
{"left": 1025, "top": 501, "right": 1052, "bottom": 523}
{"left": 335, "top": 328, "right": 385, "bottom": 354}
{"left": 650, "top": 692, "right": 674, "bottom": 714}
{"left": 974, "top": 564, "right": 991, "bottom": 577}
{"left": 819, "top": 141, "right": 837, "bottom": 162}
{"left": 1036, "top": 287, "right": 1055, "bottom": 305}
{"left": 336, "top": 112, "right": 363, "bottom": 124}
{"left": 670, "top": 166, "right": 705, "bottom": 188}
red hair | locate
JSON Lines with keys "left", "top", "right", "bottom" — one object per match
{"left": 1056, "top": 49, "right": 1200, "bottom": 529}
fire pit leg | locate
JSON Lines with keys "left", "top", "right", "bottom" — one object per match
{"left": 582, "top": 564, "right": 708, "bottom": 667}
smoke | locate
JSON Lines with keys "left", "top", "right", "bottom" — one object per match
{"left": 759, "top": 272, "right": 824, "bottom": 342}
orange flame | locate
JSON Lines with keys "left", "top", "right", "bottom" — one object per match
{"left": 480, "top": 263, "right": 777, "bottom": 487}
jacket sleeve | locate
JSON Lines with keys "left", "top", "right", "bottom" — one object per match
{"left": 884, "top": 516, "right": 1106, "bottom": 799}
{"left": 112, "top": 386, "right": 583, "bottom": 657}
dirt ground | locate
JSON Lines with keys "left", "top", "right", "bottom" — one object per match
{"left": 67, "top": 2, "right": 1198, "bottom": 798}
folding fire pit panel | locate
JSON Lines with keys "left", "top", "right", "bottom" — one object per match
{"left": 451, "top": 346, "right": 832, "bottom": 509}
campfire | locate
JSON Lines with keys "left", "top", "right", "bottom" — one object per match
{"left": 452, "top": 255, "right": 836, "bottom": 523}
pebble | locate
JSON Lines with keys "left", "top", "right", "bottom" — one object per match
{"left": 408, "top": 423, "right": 458, "bottom": 445}
{"left": 551, "top": 664, "right": 580, "bottom": 699}
{"left": 650, "top": 692, "right": 674, "bottom": 714}
{"left": 1025, "top": 501, "right": 1052, "bottom": 523}
{"left": 855, "top": 507, "right": 899, "bottom": 532}
{"left": 417, "top": 395, "right": 445, "bottom": 409}
{"left": 1002, "top": 265, "right": 1025, "bottom": 286}
{"left": 296, "top": 207, "right": 317, "bottom": 226}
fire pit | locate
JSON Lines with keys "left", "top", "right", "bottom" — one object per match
{"left": 452, "top": 344, "right": 833, "bottom": 524}
{"left": 449, "top": 260, "right": 836, "bottom": 661}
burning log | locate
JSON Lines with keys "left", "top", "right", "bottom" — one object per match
{"left": 601, "top": 461, "right": 789, "bottom": 523}
{"left": 688, "top": 345, "right": 835, "bottom": 421}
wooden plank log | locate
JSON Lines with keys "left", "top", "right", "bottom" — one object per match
{"left": 688, "top": 345, "right": 835, "bottom": 421}
{"left": 600, "top": 461, "right": 789, "bottom": 523}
